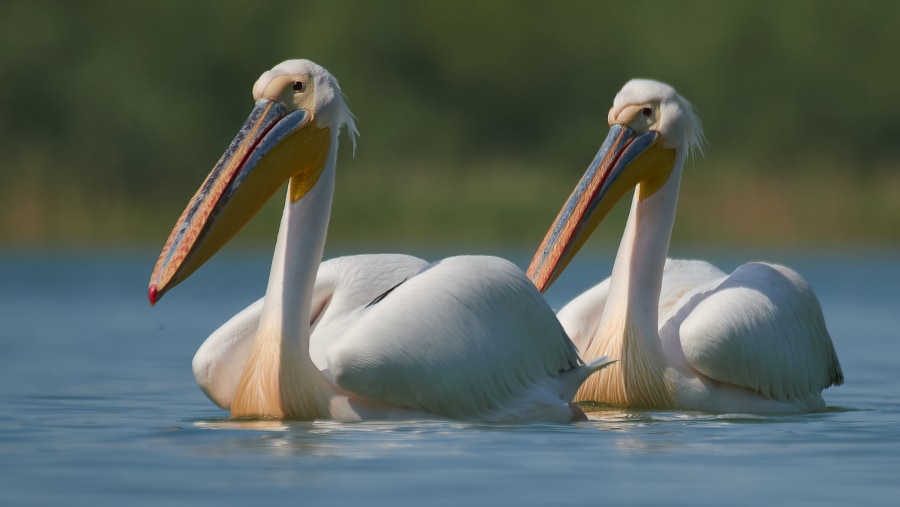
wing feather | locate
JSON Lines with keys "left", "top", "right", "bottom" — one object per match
{"left": 328, "top": 255, "right": 588, "bottom": 421}
{"left": 672, "top": 262, "right": 843, "bottom": 403}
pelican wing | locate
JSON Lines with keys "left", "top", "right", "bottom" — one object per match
{"left": 328, "top": 256, "right": 602, "bottom": 422}
{"left": 668, "top": 262, "right": 843, "bottom": 403}
{"left": 308, "top": 254, "right": 429, "bottom": 370}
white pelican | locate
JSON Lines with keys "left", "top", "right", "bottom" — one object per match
{"left": 148, "top": 59, "right": 610, "bottom": 423}
{"left": 527, "top": 79, "right": 843, "bottom": 413}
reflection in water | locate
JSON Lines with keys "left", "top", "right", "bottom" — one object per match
{"left": 194, "top": 419, "right": 291, "bottom": 432}
{"left": 178, "top": 407, "right": 834, "bottom": 460}
{"left": 188, "top": 419, "right": 351, "bottom": 457}
{"left": 576, "top": 405, "right": 837, "bottom": 455}
{"left": 184, "top": 418, "right": 476, "bottom": 458}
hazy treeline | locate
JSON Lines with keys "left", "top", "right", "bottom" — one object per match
{"left": 1, "top": 0, "right": 897, "bottom": 249}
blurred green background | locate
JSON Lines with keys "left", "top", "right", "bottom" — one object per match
{"left": 1, "top": 0, "right": 898, "bottom": 254}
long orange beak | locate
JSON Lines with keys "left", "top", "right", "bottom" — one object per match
{"left": 148, "top": 99, "right": 323, "bottom": 305}
{"left": 526, "top": 124, "right": 674, "bottom": 292}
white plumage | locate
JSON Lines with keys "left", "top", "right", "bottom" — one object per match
{"left": 528, "top": 79, "right": 842, "bottom": 413}
{"left": 151, "top": 59, "right": 610, "bottom": 423}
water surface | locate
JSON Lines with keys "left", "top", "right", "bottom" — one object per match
{"left": 0, "top": 251, "right": 896, "bottom": 506}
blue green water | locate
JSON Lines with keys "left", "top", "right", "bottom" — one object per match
{"left": 1, "top": 251, "right": 897, "bottom": 506}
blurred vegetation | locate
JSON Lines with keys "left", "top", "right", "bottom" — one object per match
{"left": 1, "top": 0, "right": 898, "bottom": 253}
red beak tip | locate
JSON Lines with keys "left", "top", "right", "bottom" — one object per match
{"left": 148, "top": 285, "right": 158, "bottom": 306}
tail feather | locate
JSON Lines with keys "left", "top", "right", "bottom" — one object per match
{"left": 585, "top": 356, "right": 616, "bottom": 374}
{"left": 562, "top": 356, "right": 616, "bottom": 398}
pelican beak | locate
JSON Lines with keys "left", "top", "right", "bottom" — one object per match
{"left": 527, "top": 124, "right": 676, "bottom": 292}
{"left": 148, "top": 99, "right": 331, "bottom": 305}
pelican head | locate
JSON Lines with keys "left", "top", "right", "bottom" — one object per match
{"left": 148, "top": 59, "right": 357, "bottom": 304}
{"left": 527, "top": 79, "right": 704, "bottom": 292}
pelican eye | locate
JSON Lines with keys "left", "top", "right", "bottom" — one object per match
{"left": 641, "top": 107, "right": 653, "bottom": 117}
{"left": 292, "top": 81, "right": 305, "bottom": 92}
